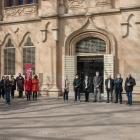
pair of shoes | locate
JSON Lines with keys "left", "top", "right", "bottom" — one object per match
{"left": 114, "top": 102, "right": 118, "bottom": 104}
{"left": 8, "top": 103, "right": 11, "bottom": 105}
{"left": 120, "top": 102, "right": 122, "bottom": 104}
{"left": 129, "top": 103, "right": 132, "bottom": 106}
{"left": 126, "top": 102, "right": 129, "bottom": 105}
{"left": 106, "top": 101, "right": 109, "bottom": 103}
{"left": 93, "top": 100, "right": 96, "bottom": 102}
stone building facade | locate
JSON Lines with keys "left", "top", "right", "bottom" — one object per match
{"left": 0, "top": 0, "right": 140, "bottom": 99}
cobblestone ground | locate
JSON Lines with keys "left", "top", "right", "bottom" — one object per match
{"left": 0, "top": 96, "right": 140, "bottom": 140}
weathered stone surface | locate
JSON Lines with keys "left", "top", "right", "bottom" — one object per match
{"left": 0, "top": 96, "right": 140, "bottom": 140}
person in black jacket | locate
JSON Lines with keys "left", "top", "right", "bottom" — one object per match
{"left": 73, "top": 74, "right": 81, "bottom": 102}
{"left": 83, "top": 75, "right": 91, "bottom": 102}
{"left": 105, "top": 75, "right": 114, "bottom": 103}
{"left": 11, "top": 75, "right": 16, "bottom": 98}
{"left": 114, "top": 74, "right": 123, "bottom": 104}
{"left": 1, "top": 76, "right": 6, "bottom": 99}
{"left": 125, "top": 73, "right": 136, "bottom": 105}
{"left": 4, "top": 76, "right": 12, "bottom": 105}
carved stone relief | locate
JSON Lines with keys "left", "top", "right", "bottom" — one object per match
{"left": 68, "top": 0, "right": 84, "bottom": 9}
{"left": 4, "top": 5, "right": 37, "bottom": 17}
{"left": 95, "top": 0, "right": 112, "bottom": 6}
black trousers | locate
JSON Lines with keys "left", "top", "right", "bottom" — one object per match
{"left": 63, "top": 90, "right": 68, "bottom": 101}
{"left": 11, "top": 85, "right": 15, "bottom": 97}
{"left": 115, "top": 89, "right": 122, "bottom": 103}
{"left": 1, "top": 87, "right": 5, "bottom": 98}
{"left": 75, "top": 88, "right": 80, "bottom": 101}
{"left": 85, "top": 91, "right": 89, "bottom": 102}
{"left": 26, "top": 91, "right": 31, "bottom": 100}
{"left": 33, "top": 91, "right": 37, "bottom": 100}
{"left": 19, "top": 91, "right": 23, "bottom": 98}
{"left": 107, "top": 89, "right": 113, "bottom": 101}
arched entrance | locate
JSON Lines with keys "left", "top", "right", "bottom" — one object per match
{"left": 76, "top": 37, "right": 106, "bottom": 93}
{"left": 65, "top": 30, "right": 116, "bottom": 97}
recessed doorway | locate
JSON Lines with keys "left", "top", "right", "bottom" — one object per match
{"left": 77, "top": 55, "right": 104, "bottom": 93}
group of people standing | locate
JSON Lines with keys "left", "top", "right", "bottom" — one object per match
{"left": 0, "top": 73, "right": 39, "bottom": 105}
{"left": 63, "top": 72, "right": 136, "bottom": 105}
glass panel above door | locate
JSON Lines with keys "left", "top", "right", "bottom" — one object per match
{"left": 76, "top": 37, "right": 106, "bottom": 54}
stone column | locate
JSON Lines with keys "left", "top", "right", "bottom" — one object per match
{"left": 59, "top": 0, "right": 66, "bottom": 15}
{"left": 47, "top": 28, "right": 61, "bottom": 97}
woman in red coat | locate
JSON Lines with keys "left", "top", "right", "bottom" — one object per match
{"left": 32, "top": 74, "right": 39, "bottom": 100}
{"left": 24, "top": 75, "right": 32, "bottom": 101}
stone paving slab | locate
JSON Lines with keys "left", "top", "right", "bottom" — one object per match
{"left": 0, "top": 97, "right": 140, "bottom": 140}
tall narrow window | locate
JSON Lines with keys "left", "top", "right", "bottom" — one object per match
{"left": 29, "top": 0, "right": 35, "bottom": 4}
{"left": 4, "top": 38, "right": 15, "bottom": 75}
{"left": 23, "top": 37, "right": 35, "bottom": 75}
{"left": 10, "top": 0, "right": 14, "bottom": 6}
{"left": 19, "top": 0, "right": 24, "bottom": 5}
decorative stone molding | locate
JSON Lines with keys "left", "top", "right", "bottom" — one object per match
{"left": 51, "top": 28, "right": 59, "bottom": 41}
{"left": 95, "top": 0, "right": 112, "bottom": 6}
{"left": 40, "top": 30, "right": 47, "bottom": 42}
{"left": 121, "top": 22, "right": 129, "bottom": 38}
{"left": 4, "top": 4, "right": 38, "bottom": 17}
{"left": 68, "top": 0, "right": 84, "bottom": 9}
{"left": 136, "top": 22, "right": 140, "bottom": 36}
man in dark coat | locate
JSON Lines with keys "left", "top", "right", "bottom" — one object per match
{"left": 1, "top": 76, "right": 6, "bottom": 99}
{"left": 11, "top": 75, "right": 16, "bottom": 98}
{"left": 114, "top": 74, "right": 123, "bottom": 104}
{"left": 125, "top": 73, "right": 136, "bottom": 105}
{"left": 93, "top": 71, "right": 102, "bottom": 102}
{"left": 4, "top": 76, "right": 12, "bottom": 105}
{"left": 105, "top": 74, "right": 114, "bottom": 103}
{"left": 73, "top": 74, "right": 81, "bottom": 102}
{"left": 83, "top": 74, "right": 91, "bottom": 102}
{"left": 16, "top": 73, "right": 24, "bottom": 98}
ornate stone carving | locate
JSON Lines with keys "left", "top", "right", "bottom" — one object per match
{"left": 68, "top": 0, "right": 84, "bottom": 9}
{"left": 95, "top": 0, "right": 112, "bottom": 6}
{"left": 4, "top": 4, "right": 38, "bottom": 17}
{"left": 121, "top": 22, "right": 129, "bottom": 38}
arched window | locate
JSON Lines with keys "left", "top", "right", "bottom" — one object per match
{"left": 23, "top": 37, "right": 35, "bottom": 75}
{"left": 76, "top": 37, "right": 106, "bottom": 54}
{"left": 4, "top": 38, "right": 15, "bottom": 75}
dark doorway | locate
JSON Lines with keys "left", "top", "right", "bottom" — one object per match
{"left": 77, "top": 56, "right": 104, "bottom": 93}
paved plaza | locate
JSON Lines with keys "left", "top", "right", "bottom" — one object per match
{"left": 0, "top": 96, "right": 140, "bottom": 140}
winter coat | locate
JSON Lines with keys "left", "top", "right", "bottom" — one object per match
{"left": 4, "top": 80, "right": 12, "bottom": 92}
{"left": 73, "top": 78, "right": 81, "bottom": 91}
{"left": 32, "top": 78, "right": 39, "bottom": 92}
{"left": 63, "top": 79, "right": 70, "bottom": 92}
{"left": 16, "top": 76, "right": 24, "bottom": 91}
{"left": 125, "top": 77, "right": 136, "bottom": 92}
{"left": 83, "top": 79, "right": 91, "bottom": 92}
{"left": 24, "top": 78, "right": 32, "bottom": 91}
{"left": 11, "top": 78, "right": 16, "bottom": 90}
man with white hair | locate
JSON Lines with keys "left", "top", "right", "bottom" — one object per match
{"left": 105, "top": 74, "right": 114, "bottom": 103}
{"left": 93, "top": 71, "right": 102, "bottom": 102}
{"left": 63, "top": 75, "right": 70, "bottom": 102}
{"left": 125, "top": 73, "right": 136, "bottom": 105}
